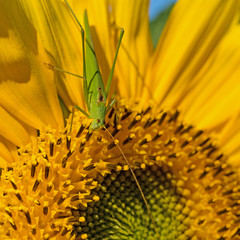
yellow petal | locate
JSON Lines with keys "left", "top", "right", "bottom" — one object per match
{"left": 0, "top": 1, "right": 64, "bottom": 130}
{"left": 180, "top": 25, "right": 240, "bottom": 129}
{"left": 110, "top": 0, "right": 153, "bottom": 98}
{"left": 0, "top": 136, "right": 18, "bottom": 167}
{"left": 144, "top": 0, "right": 239, "bottom": 105}
{"left": 20, "top": 0, "right": 86, "bottom": 109}
{"left": 0, "top": 107, "right": 32, "bottom": 147}
{"left": 216, "top": 111, "right": 240, "bottom": 169}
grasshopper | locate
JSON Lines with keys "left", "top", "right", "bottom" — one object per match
{"left": 46, "top": 0, "right": 158, "bottom": 236}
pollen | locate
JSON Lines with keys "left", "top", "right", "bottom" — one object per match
{"left": 0, "top": 100, "right": 240, "bottom": 239}
{"left": 80, "top": 234, "right": 88, "bottom": 239}
{"left": 79, "top": 217, "right": 85, "bottom": 222}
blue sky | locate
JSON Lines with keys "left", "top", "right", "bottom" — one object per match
{"left": 149, "top": 0, "right": 177, "bottom": 20}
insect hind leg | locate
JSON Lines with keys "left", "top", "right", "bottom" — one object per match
{"left": 102, "top": 125, "right": 160, "bottom": 238}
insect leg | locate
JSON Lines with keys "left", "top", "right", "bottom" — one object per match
{"left": 69, "top": 105, "right": 90, "bottom": 133}
{"left": 106, "top": 99, "right": 116, "bottom": 114}
{"left": 105, "top": 29, "right": 124, "bottom": 98}
{"left": 44, "top": 63, "right": 85, "bottom": 80}
{"left": 103, "top": 125, "right": 159, "bottom": 238}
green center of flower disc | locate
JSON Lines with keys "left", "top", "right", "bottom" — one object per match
{"left": 72, "top": 165, "right": 190, "bottom": 239}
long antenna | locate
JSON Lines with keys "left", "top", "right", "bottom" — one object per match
{"left": 44, "top": 63, "right": 85, "bottom": 80}
{"left": 103, "top": 125, "right": 159, "bottom": 238}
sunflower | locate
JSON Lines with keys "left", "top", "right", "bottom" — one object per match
{"left": 0, "top": 0, "right": 240, "bottom": 239}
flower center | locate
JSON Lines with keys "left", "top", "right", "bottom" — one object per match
{"left": 0, "top": 99, "right": 240, "bottom": 240}
{"left": 72, "top": 165, "right": 192, "bottom": 239}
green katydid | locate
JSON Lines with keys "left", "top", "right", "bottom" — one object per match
{"left": 47, "top": 0, "right": 159, "bottom": 236}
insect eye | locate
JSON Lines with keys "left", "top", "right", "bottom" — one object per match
{"left": 97, "top": 119, "right": 100, "bottom": 123}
